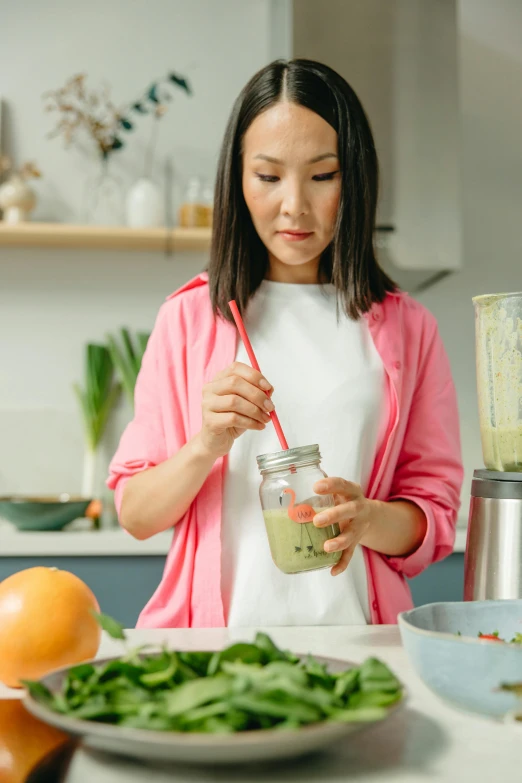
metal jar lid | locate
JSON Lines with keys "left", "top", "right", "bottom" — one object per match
{"left": 471, "top": 469, "right": 522, "bottom": 500}
{"left": 256, "top": 444, "right": 321, "bottom": 473}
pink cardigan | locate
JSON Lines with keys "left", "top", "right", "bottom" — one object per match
{"left": 107, "top": 273, "right": 463, "bottom": 628}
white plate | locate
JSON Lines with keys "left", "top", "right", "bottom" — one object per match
{"left": 24, "top": 653, "right": 405, "bottom": 766}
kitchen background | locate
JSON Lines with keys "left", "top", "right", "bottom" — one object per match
{"left": 1, "top": 0, "right": 521, "bottom": 623}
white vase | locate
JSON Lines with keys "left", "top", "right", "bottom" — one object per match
{"left": 126, "top": 177, "right": 164, "bottom": 228}
{"left": 0, "top": 174, "right": 36, "bottom": 223}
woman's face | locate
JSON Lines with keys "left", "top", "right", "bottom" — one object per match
{"left": 242, "top": 101, "right": 341, "bottom": 283}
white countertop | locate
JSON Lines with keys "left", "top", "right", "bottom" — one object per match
{"left": 0, "top": 524, "right": 468, "bottom": 557}
{"left": 1, "top": 626, "right": 518, "bottom": 781}
{"left": 0, "top": 526, "right": 174, "bottom": 556}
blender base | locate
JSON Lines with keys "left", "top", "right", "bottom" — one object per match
{"left": 464, "top": 469, "right": 522, "bottom": 600}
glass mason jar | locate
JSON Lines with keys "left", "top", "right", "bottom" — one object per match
{"left": 256, "top": 444, "right": 341, "bottom": 574}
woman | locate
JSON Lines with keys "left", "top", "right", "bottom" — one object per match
{"left": 108, "top": 59, "right": 463, "bottom": 629}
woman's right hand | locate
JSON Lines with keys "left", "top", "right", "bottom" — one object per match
{"left": 198, "top": 362, "right": 274, "bottom": 458}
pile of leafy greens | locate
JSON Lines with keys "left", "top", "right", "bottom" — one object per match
{"left": 23, "top": 614, "right": 403, "bottom": 734}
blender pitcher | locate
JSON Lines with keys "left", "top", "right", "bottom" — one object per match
{"left": 474, "top": 292, "right": 522, "bottom": 472}
{"left": 465, "top": 293, "right": 522, "bottom": 601}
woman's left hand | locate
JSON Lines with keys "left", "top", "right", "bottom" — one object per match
{"left": 312, "top": 478, "right": 374, "bottom": 576}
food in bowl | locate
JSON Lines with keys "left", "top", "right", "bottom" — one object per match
{"left": 457, "top": 630, "right": 522, "bottom": 643}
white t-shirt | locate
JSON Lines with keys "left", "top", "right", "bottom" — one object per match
{"left": 221, "top": 280, "right": 386, "bottom": 627}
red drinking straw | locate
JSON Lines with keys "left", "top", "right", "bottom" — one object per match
{"left": 228, "top": 300, "right": 290, "bottom": 451}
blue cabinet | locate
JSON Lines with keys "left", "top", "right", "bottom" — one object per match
{"left": 0, "top": 557, "right": 165, "bottom": 628}
{"left": 408, "top": 553, "right": 464, "bottom": 606}
{"left": 0, "top": 553, "right": 465, "bottom": 627}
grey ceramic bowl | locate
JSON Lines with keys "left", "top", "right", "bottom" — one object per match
{"left": 0, "top": 495, "right": 92, "bottom": 531}
{"left": 398, "top": 600, "right": 522, "bottom": 719}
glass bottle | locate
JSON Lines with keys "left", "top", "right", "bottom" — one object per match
{"left": 179, "top": 177, "right": 202, "bottom": 227}
{"left": 200, "top": 179, "right": 213, "bottom": 227}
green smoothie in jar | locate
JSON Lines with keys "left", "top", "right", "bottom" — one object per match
{"left": 257, "top": 445, "right": 341, "bottom": 574}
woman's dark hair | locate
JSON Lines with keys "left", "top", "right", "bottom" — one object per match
{"left": 209, "top": 58, "right": 396, "bottom": 321}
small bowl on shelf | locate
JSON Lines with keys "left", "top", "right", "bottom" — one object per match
{"left": 398, "top": 599, "right": 522, "bottom": 719}
{"left": 0, "top": 494, "right": 96, "bottom": 532}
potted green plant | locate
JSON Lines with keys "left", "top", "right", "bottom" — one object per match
{"left": 74, "top": 343, "right": 121, "bottom": 501}
{"left": 105, "top": 328, "right": 151, "bottom": 409}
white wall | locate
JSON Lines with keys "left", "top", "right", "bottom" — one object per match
{"left": 2, "top": 0, "right": 272, "bottom": 221}
{"left": 0, "top": 0, "right": 273, "bottom": 498}
{"left": 2, "top": 0, "right": 522, "bottom": 523}
{"left": 293, "top": 0, "right": 522, "bottom": 520}
{"left": 417, "top": 0, "right": 522, "bottom": 511}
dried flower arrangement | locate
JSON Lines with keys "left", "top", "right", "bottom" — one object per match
{"left": 0, "top": 156, "right": 41, "bottom": 180}
{"left": 43, "top": 71, "right": 192, "bottom": 164}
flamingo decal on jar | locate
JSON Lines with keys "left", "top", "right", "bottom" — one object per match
{"left": 280, "top": 488, "right": 317, "bottom": 554}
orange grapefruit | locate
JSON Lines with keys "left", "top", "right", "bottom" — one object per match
{"left": 0, "top": 567, "right": 102, "bottom": 688}
{"left": 0, "top": 699, "right": 68, "bottom": 783}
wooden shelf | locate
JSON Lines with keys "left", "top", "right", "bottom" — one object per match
{"left": 0, "top": 222, "right": 212, "bottom": 252}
